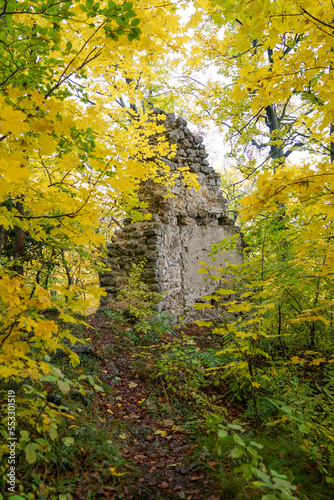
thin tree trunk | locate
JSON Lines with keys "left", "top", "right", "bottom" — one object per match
{"left": 278, "top": 305, "right": 287, "bottom": 357}
{"left": 13, "top": 201, "right": 25, "bottom": 275}
{"left": 61, "top": 250, "right": 73, "bottom": 287}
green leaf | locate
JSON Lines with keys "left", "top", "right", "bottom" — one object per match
{"left": 87, "top": 375, "right": 103, "bottom": 391}
{"left": 218, "top": 429, "right": 228, "bottom": 439}
{"left": 298, "top": 423, "right": 310, "bottom": 433}
{"left": 240, "top": 463, "right": 254, "bottom": 480}
{"left": 250, "top": 440, "right": 264, "bottom": 449}
{"left": 62, "top": 437, "right": 75, "bottom": 447}
{"left": 124, "top": 2, "right": 133, "bottom": 10}
{"left": 86, "top": 0, "right": 94, "bottom": 9}
{"left": 116, "top": 15, "right": 128, "bottom": 26}
{"left": 131, "top": 18, "right": 140, "bottom": 26}
{"left": 253, "top": 468, "right": 272, "bottom": 487}
{"left": 49, "top": 424, "right": 58, "bottom": 441}
{"left": 58, "top": 379, "right": 70, "bottom": 394}
{"left": 270, "top": 469, "right": 288, "bottom": 479}
{"left": 227, "top": 423, "right": 244, "bottom": 431}
{"left": 233, "top": 433, "right": 246, "bottom": 446}
{"left": 25, "top": 443, "right": 37, "bottom": 464}
{"left": 230, "top": 446, "right": 244, "bottom": 458}
{"left": 272, "top": 476, "right": 297, "bottom": 491}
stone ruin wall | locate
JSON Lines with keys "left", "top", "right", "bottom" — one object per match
{"left": 99, "top": 111, "right": 243, "bottom": 317}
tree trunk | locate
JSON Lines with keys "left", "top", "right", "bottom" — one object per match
{"left": 13, "top": 201, "right": 25, "bottom": 275}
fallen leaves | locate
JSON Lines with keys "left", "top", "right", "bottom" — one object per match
{"left": 191, "top": 474, "right": 204, "bottom": 481}
{"left": 154, "top": 429, "right": 168, "bottom": 437}
{"left": 172, "top": 424, "right": 183, "bottom": 432}
{"left": 160, "top": 481, "right": 169, "bottom": 489}
{"left": 110, "top": 467, "right": 125, "bottom": 476}
{"left": 207, "top": 461, "right": 217, "bottom": 468}
{"left": 162, "top": 419, "right": 175, "bottom": 428}
{"left": 86, "top": 316, "right": 221, "bottom": 499}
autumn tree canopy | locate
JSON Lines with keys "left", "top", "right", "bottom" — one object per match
{"left": 1, "top": 1, "right": 334, "bottom": 497}
{"left": 0, "top": 0, "right": 193, "bottom": 391}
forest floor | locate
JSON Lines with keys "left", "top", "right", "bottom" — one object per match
{"left": 70, "top": 310, "right": 241, "bottom": 500}
{"left": 3, "top": 307, "right": 333, "bottom": 499}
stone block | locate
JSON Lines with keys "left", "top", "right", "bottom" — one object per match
{"left": 169, "top": 129, "right": 184, "bottom": 141}
{"left": 134, "top": 230, "right": 144, "bottom": 238}
{"left": 147, "top": 235, "right": 162, "bottom": 245}
{"left": 161, "top": 158, "right": 178, "bottom": 170}
{"left": 104, "top": 286, "right": 118, "bottom": 294}
{"left": 146, "top": 277, "right": 159, "bottom": 284}
{"left": 175, "top": 117, "right": 187, "bottom": 127}
{"left": 193, "top": 134, "right": 204, "bottom": 144}
{"left": 99, "top": 277, "right": 116, "bottom": 287}
{"left": 125, "top": 240, "right": 138, "bottom": 248}
{"left": 180, "top": 139, "right": 192, "bottom": 148}
{"left": 144, "top": 229, "right": 161, "bottom": 236}
{"left": 144, "top": 250, "right": 158, "bottom": 261}
{"left": 136, "top": 244, "right": 147, "bottom": 254}
{"left": 143, "top": 269, "right": 158, "bottom": 278}
{"left": 200, "top": 165, "right": 211, "bottom": 174}
{"left": 178, "top": 216, "right": 196, "bottom": 226}
{"left": 190, "top": 162, "right": 201, "bottom": 172}
{"left": 147, "top": 284, "right": 161, "bottom": 292}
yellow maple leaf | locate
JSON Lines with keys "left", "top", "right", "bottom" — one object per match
{"left": 309, "top": 358, "right": 326, "bottom": 366}
{"left": 154, "top": 430, "right": 167, "bottom": 437}
{"left": 110, "top": 467, "right": 125, "bottom": 476}
{"left": 291, "top": 356, "right": 306, "bottom": 364}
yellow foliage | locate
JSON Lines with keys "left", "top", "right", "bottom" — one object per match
{"left": 291, "top": 357, "right": 306, "bottom": 365}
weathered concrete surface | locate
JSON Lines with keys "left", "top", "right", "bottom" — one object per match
{"left": 99, "top": 111, "right": 243, "bottom": 317}
{"left": 158, "top": 225, "right": 241, "bottom": 315}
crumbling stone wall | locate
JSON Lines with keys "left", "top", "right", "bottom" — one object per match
{"left": 99, "top": 111, "right": 242, "bottom": 317}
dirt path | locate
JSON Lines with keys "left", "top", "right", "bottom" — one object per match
{"left": 78, "top": 314, "right": 223, "bottom": 500}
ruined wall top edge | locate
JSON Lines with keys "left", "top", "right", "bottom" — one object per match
{"left": 132, "top": 109, "right": 237, "bottom": 228}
